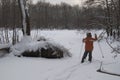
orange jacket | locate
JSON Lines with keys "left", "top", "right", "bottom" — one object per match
{"left": 83, "top": 35, "right": 97, "bottom": 51}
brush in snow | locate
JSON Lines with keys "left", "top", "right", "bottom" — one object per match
{"left": 10, "top": 36, "right": 71, "bottom": 58}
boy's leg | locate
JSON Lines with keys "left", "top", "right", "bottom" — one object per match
{"left": 81, "top": 51, "right": 88, "bottom": 63}
{"left": 88, "top": 51, "right": 92, "bottom": 62}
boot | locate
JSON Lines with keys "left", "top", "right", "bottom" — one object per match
{"left": 81, "top": 59, "right": 84, "bottom": 63}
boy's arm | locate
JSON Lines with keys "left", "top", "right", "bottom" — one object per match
{"left": 91, "top": 34, "right": 97, "bottom": 41}
{"left": 82, "top": 38, "right": 86, "bottom": 42}
{"left": 83, "top": 38, "right": 86, "bottom": 42}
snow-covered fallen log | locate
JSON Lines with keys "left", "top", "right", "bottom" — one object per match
{"left": 0, "top": 43, "right": 12, "bottom": 57}
{"left": 10, "top": 36, "right": 71, "bottom": 58}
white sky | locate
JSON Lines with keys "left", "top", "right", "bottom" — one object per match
{"left": 33, "top": 0, "right": 85, "bottom": 6}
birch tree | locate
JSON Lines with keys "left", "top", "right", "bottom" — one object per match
{"left": 18, "top": 0, "right": 30, "bottom": 36}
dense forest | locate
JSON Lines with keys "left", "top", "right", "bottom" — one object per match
{"left": 0, "top": 0, "right": 106, "bottom": 29}
{"left": 0, "top": 0, "right": 119, "bottom": 37}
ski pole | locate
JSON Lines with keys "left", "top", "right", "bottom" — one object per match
{"left": 79, "top": 42, "right": 83, "bottom": 59}
{"left": 97, "top": 41, "right": 104, "bottom": 58}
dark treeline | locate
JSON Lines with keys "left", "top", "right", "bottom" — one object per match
{"left": 0, "top": 0, "right": 113, "bottom": 29}
{"left": 0, "top": 0, "right": 106, "bottom": 29}
{"left": 0, "top": 0, "right": 21, "bottom": 28}
{"left": 29, "top": 1, "right": 105, "bottom": 29}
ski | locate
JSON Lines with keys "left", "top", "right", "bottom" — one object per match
{"left": 97, "top": 69, "right": 120, "bottom": 77}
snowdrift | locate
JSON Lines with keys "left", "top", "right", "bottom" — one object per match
{"left": 0, "top": 44, "right": 11, "bottom": 57}
{"left": 10, "top": 36, "right": 71, "bottom": 58}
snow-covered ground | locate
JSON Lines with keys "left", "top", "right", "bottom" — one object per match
{"left": 0, "top": 30, "right": 120, "bottom": 80}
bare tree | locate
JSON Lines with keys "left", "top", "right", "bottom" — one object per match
{"left": 18, "top": 0, "right": 30, "bottom": 36}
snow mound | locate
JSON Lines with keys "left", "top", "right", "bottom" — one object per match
{"left": 10, "top": 36, "right": 71, "bottom": 58}
{"left": 0, "top": 43, "right": 12, "bottom": 49}
{"left": 0, "top": 43, "right": 11, "bottom": 57}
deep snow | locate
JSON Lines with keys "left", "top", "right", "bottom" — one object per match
{"left": 0, "top": 30, "right": 120, "bottom": 80}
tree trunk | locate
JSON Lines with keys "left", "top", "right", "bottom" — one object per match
{"left": 118, "top": 0, "right": 120, "bottom": 30}
{"left": 105, "top": 0, "right": 112, "bottom": 36}
{"left": 18, "top": 0, "right": 30, "bottom": 36}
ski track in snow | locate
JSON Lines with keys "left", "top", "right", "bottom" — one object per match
{"left": 45, "top": 60, "right": 100, "bottom": 80}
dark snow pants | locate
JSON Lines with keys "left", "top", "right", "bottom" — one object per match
{"left": 81, "top": 51, "right": 92, "bottom": 62}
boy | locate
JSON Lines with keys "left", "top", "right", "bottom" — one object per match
{"left": 81, "top": 33, "right": 97, "bottom": 63}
